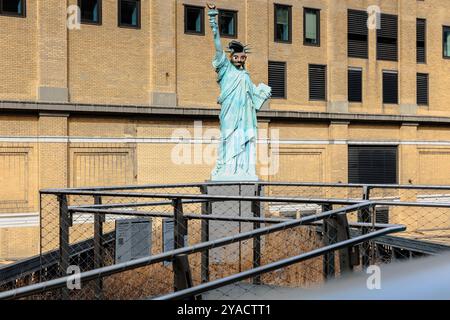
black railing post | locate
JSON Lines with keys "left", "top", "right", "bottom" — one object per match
{"left": 360, "top": 186, "right": 371, "bottom": 268}
{"left": 199, "top": 186, "right": 210, "bottom": 284}
{"left": 172, "top": 198, "right": 194, "bottom": 297}
{"left": 252, "top": 183, "right": 262, "bottom": 285}
{"left": 93, "top": 195, "right": 104, "bottom": 299}
{"left": 323, "top": 203, "right": 356, "bottom": 279}
{"left": 39, "top": 192, "right": 43, "bottom": 284}
{"left": 334, "top": 214, "right": 354, "bottom": 274}
{"left": 58, "top": 194, "right": 71, "bottom": 300}
{"left": 322, "top": 204, "right": 335, "bottom": 280}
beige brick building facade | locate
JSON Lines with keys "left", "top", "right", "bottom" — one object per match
{"left": 0, "top": 0, "right": 450, "bottom": 260}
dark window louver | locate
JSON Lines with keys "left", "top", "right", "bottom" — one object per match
{"left": 417, "top": 73, "right": 429, "bottom": 105}
{"left": 309, "top": 64, "right": 326, "bottom": 101}
{"left": 383, "top": 71, "right": 398, "bottom": 104}
{"left": 348, "top": 68, "right": 362, "bottom": 102}
{"left": 268, "top": 61, "right": 286, "bottom": 99}
{"left": 375, "top": 207, "right": 389, "bottom": 224}
{"left": 377, "top": 14, "right": 398, "bottom": 61}
{"left": 348, "top": 146, "right": 398, "bottom": 184}
{"left": 417, "top": 19, "right": 426, "bottom": 63}
{"left": 348, "top": 9, "right": 368, "bottom": 58}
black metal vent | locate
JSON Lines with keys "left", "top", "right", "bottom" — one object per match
{"left": 309, "top": 64, "right": 326, "bottom": 101}
{"left": 377, "top": 13, "right": 398, "bottom": 61}
{"left": 348, "top": 146, "right": 398, "bottom": 184}
{"left": 375, "top": 207, "right": 389, "bottom": 224}
{"left": 417, "top": 73, "right": 429, "bottom": 106}
{"left": 348, "top": 68, "right": 362, "bottom": 102}
{"left": 383, "top": 71, "right": 398, "bottom": 104}
{"left": 268, "top": 61, "right": 286, "bottom": 99}
{"left": 348, "top": 9, "right": 368, "bottom": 58}
{"left": 417, "top": 18, "right": 426, "bottom": 63}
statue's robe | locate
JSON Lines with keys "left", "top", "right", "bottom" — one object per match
{"left": 211, "top": 51, "right": 268, "bottom": 181}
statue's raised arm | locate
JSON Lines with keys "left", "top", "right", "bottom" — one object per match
{"left": 207, "top": 3, "right": 223, "bottom": 59}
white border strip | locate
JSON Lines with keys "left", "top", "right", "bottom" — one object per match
{"left": 0, "top": 213, "right": 39, "bottom": 228}
{"left": 1, "top": 136, "right": 450, "bottom": 146}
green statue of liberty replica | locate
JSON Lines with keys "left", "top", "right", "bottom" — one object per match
{"left": 208, "top": 4, "right": 271, "bottom": 181}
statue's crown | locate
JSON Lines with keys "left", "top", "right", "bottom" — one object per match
{"left": 226, "top": 40, "right": 251, "bottom": 54}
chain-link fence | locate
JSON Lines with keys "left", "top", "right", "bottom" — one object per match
{"left": 1, "top": 182, "right": 450, "bottom": 300}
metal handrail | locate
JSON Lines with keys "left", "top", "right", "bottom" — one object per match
{"left": 68, "top": 199, "right": 208, "bottom": 210}
{"left": 41, "top": 190, "right": 367, "bottom": 205}
{"left": 40, "top": 181, "right": 450, "bottom": 194}
{"left": 68, "top": 206, "right": 401, "bottom": 228}
{"left": 372, "top": 200, "right": 450, "bottom": 208}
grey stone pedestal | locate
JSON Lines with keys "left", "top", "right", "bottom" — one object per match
{"left": 203, "top": 182, "right": 264, "bottom": 267}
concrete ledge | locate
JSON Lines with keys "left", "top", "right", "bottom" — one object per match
{"left": 260, "top": 100, "right": 270, "bottom": 111}
{"left": 2, "top": 100, "right": 450, "bottom": 125}
{"left": 37, "top": 87, "right": 69, "bottom": 103}
{"left": 149, "top": 92, "right": 178, "bottom": 107}
{"left": 327, "top": 101, "right": 349, "bottom": 113}
{"left": 400, "top": 104, "right": 418, "bottom": 115}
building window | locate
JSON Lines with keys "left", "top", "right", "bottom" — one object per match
{"left": 348, "top": 68, "right": 362, "bottom": 103}
{"left": 444, "top": 26, "right": 450, "bottom": 58}
{"left": 417, "top": 19, "right": 426, "bottom": 63}
{"left": 0, "top": 0, "right": 25, "bottom": 17}
{"left": 348, "top": 9, "right": 368, "bottom": 58}
{"left": 309, "top": 64, "right": 326, "bottom": 101}
{"left": 218, "top": 9, "right": 237, "bottom": 38}
{"left": 184, "top": 5, "right": 204, "bottom": 35}
{"left": 274, "top": 4, "right": 291, "bottom": 43}
{"left": 348, "top": 146, "right": 398, "bottom": 184}
{"left": 377, "top": 13, "right": 398, "bottom": 61}
{"left": 303, "top": 8, "right": 320, "bottom": 46}
{"left": 118, "top": 0, "right": 140, "bottom": 28}
{"left": 382, "top": 71, "right": 398, "bottom": 104}
{"left": 268, "top": 61, "right": 286, "bottom": 99}
{"left": 417, "top": 73, "right": 429, "bottom": 106}
{"left": 78, "top": 0, "right": 101, "bottom": 24}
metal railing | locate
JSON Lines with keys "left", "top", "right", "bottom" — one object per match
{"left": 0, "top": 200, "right": 405, "bottom": 300}
{"left": 2, "top": 181, "right": 450, "bottom": 299}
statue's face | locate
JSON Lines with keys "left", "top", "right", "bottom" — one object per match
{"left": 231, "top": 52, "right": 247, "bottom": 69}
